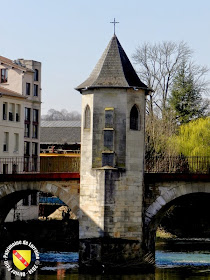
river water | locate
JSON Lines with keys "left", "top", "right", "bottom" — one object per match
{"left": 1, "top": 239, "right": 210, "bottom": 279}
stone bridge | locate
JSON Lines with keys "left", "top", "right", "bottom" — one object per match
{"left": 0, "top": 172, "right": 210, "bottom": 265}
{"left": 0, "top": 173, "right": 80, "bottom": 224}
{"left": 143, "top": 173, "right": 210, "bottom": 253}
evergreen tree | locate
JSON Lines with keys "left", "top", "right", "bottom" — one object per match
{"left": 169, "top": 62, "right": 209, "bottom": 124}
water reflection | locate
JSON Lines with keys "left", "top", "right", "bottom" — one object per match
{"left": 2, "top": 242, "right": 210, "bottom": 280}
{"left": 156, "top": 267, "right": 210, "bottom": 280}
{"left": 37, "top": 273, "right": 155, "bottom": 280}
{"left": 56, "top": 262, "right": 65, "bottom": 279}
{"left": 2, "top": 262, "right": 210, "bottom": 280}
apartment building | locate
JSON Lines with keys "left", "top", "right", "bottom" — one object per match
{"left": 0, "top": 56, "right": 41, "bottom": 173}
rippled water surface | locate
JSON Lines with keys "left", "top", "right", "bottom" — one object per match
{"left": 2, "top": 240, "right": 210, "bottom": 279}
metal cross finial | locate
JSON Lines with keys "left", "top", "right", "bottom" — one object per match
{"left": 110, "top": 18, "right": 119, "bottom": 35}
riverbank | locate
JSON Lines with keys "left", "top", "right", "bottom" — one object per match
{"left": 156, "top": 227, "right": 176, "bottom": 240}
{"left": 156, "top": 230, "right": 210, "bottom": 253}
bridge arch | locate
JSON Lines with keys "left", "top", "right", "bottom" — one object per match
{"left": 0, "top": 181, "right": 79, "bottom": 223}
{"left": 144, "top": 181, "right": 210, "bottom": 253}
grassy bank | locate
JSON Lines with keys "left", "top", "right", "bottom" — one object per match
{"left": 156, "top": 227, "right": 176, "bottom": 239}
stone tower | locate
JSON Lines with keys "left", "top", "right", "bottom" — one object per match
{"left": 76, "top": 35, "right": 150, "bottom": 270}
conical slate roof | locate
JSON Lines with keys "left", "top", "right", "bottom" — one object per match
{"left": 76, "top": 35, "right": 148, "bottom": 92}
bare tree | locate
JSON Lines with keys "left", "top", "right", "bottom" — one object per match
{"left": 42, "top": 109, "right": 81, "bottom": 121}
{"left": 188, "top": 62, "right": 209, "bottom": 96}
{"left": 133, "top": 41, "right": 210, "bottom": 158}
{"left": 132, "top": 41, "right": 192, "bottom": 116}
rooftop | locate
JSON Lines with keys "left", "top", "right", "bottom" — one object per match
{"left": 40, "top": 121, "right": 81, "bottom": 144}
{"left": 41, "top": 120, "right": 81, "bottom": 127}
{"left": 0, "top": 56, "right": 34, "bottom": 73}
{"left": 76, "top": 35, "right": 149, "bottom": 92}
{"left": 0, "top": 86, "right": 26, "bottom": 99}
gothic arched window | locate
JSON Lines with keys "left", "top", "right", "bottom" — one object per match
{"left": 84, "top": 105, "right": 90, "bottom": 129}
{"left": 130, "top": 105, "right": 140, "bottom": 130}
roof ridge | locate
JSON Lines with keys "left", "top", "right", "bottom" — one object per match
{"left": 116, "top": 37, "right": 147, "bottom": 88}
{"left": 93, "top": 36, "right": 115, "bottom": 86}
{"left": 114, "top": 36, "right": 129, "bottom": 87}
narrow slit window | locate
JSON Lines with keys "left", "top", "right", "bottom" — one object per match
{"left": 3, "top": 132, "right": 9, "bottom": 152}
{"left": 130, "top": 105, "right": 140, "bottom": 130}
{"left": 9, "top": 103, "right": 15, "bottom": 121}
{"left": 84, "top": 105, "right": 90, "bottom": 129}
{"left": 3, "top": 102, "right": 7, "bottom": 120}
{"left": 104, "top": 130, "right": 114, "bottom": 150}
{"left": 14, "top": 133, "right": 19, "bottom": 152}
{"left": 34, "top": 69, "right": 39, "bottom": 81}
{"left": 34, "top": 84, "right": 38, "bottom": 96}
{"left": 102, "top": 153, "right": 114, "bottom": 167}
{"left": 105, "top": 108, "right": 114, "bottom": 128}
{"left": 26, "top": 83, "right": 31, "bottom": 95}
{"left": 16, "top": 104, "right": 20, "bottom": 122}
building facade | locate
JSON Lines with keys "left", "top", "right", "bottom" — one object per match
{"left": 0, "top": 56, "right": 41, "bottom": 173}
{"left": 5, "top": 193, "right": 39, "bottom": 222}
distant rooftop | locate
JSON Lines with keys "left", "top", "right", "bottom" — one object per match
{"left": 40, "top": 121, "right": 81, "bottom": 145}
{"left": 41, "top": 120, "right": 81, "bottom": 128}
{"left": 76, "top": 35, "right": 149, "bottom": 92}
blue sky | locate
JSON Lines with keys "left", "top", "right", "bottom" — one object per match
{"left": 1, "top": 0, "right": 210, "bottom": 114}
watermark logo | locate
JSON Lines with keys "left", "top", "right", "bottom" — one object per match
{"left": 3, "top": 240, "right": 40, "bottom": 277}
{"left": 13, "top": 250, "right": 31, "bottom": 270}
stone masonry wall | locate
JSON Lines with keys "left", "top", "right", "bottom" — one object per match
{"left": 79, "top": 88, "right": 146, "bottom": 241}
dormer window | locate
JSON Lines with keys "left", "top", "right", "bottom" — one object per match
{"left": 130, "top": 105, "right": 140, "bottom": 130}
{"left": 34, "top": 69, "right": 38, "bottom": 81}
{"left": 1, "top": 69, "right": 8, "bottom": 83}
